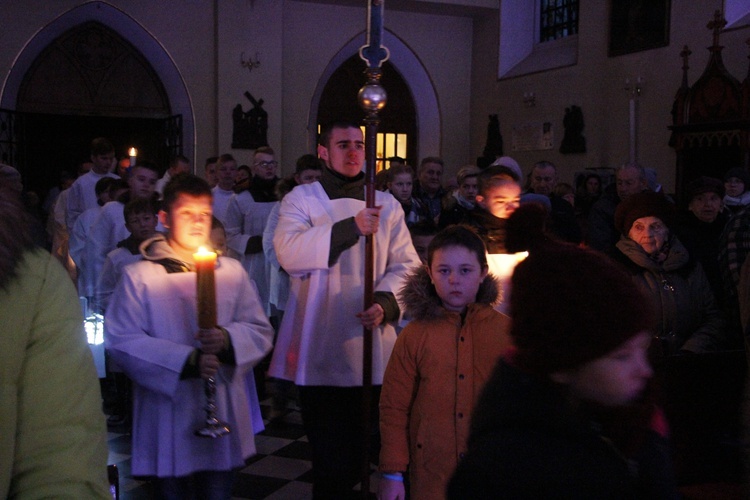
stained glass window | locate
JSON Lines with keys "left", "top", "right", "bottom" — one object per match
{"left": 539, "top": 0, "right": 579, "bottom": 42}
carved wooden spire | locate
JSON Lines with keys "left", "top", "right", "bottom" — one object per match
{"left": 707, "top": 10, "right": 726, "bottom": 48}
{"left": 680, "top": 45, "right": 692, "bottom": 88}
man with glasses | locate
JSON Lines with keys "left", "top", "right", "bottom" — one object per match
{"left": 225, "top": 146, "right": 280, "bottom": 318}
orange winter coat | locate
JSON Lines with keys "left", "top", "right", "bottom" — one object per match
{"left": 379, "top": 267, "right": 512, "bottom": 500}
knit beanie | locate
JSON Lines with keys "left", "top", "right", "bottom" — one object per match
{"left": 490, "top": 156, "right": 523, "bottom": 182}
{"left": 723, "top": 168, "right": 750, "bottom": 191}
{"left": 510, "top": 243, "right": 653, "bottom": 375}
{"left": 686, "top": 176, "right": 724, "bottom": 201}
{"left": 614, "top": 191, "right": 675, "bottom": 236}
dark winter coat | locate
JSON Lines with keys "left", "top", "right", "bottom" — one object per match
{"left": 587, "top": 188, "right": 621, "bottom": 253}
{"left": 463, "top": 209, "right": 510, "bottom": 253}
{"left": 447, "top": 360, "right": 679, "bottom": 499}
{"left": 612, "top": 236, "right": 726, "bottom": 355}
{"left": 672, "top": 209, "right": 729, "bottom": 307}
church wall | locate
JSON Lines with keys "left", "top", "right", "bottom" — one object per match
{"left": 217, "top": 0, "right": 284, "bottom": 168}
{"left": 0, "top": 0, "right": 474, "bottom": 178}
{"left": 280, "top": 0, "right": 474, "bottom": 174}
{"left": 469, "top": 0, "right": 750, "bottom": 193}
{"left": 7, "top": 0, "right": 745, "bottom": 191}
{"left": 0, "top": 0, "right": 217, "bottom": 168}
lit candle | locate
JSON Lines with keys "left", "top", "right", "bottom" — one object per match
{"left": 128, "top": 147, "right": 137, "bottom": 168}
{"left": 194, "top": 246, "right": 217, "bottom": 329}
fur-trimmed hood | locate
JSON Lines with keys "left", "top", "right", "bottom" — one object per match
{"left": 398, "top": 265, "right": 502, "bottom": 321}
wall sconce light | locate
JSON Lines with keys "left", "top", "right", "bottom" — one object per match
{"left": 624, "top": 77, "right": 644, "bottom": 98}
{"left": 523, "top": 92, "right": 536, "bottom": 108}
{"left": 241, "top": 51, "right": 261, "bottom": 73}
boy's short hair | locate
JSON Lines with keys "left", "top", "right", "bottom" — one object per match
{"left": 409, "top": 221, "right": 439, "bottom": 239}
{"left": 254, "top": 146, "right": 275, "bottom": 157}
{"left": 90, "top": 137, "right": 114, "bottom": 156}
{"left": 204, "top": 156, "right": 219, "bottom": 167}
{"left": 295, "top": 154, "right": 325, "bottom": 175}
{"left": 219, "top": 153, "right": 236, "bottom": 165}
{"left": 238, "top": 165, "right": 252, "bottom": 178}
{"left": 95, "top": 177, "right": 115, "bottom": 197}
{"left": 162, "top": 173, "right": 212, "bottom": 213}
{"left": 170, "top": 154, "right": 190, "bottom": 167}
{"left": 107, "top": 178, "right": 129, "bottom": 197}
{"left": 478, "top": 175, "right": 518, "bottom": 197}
{"left": 388, "top": 164, "right": 415, "bottom": 182}
{"left": 478, "top": 166, "right": 519, "bottom": 193}
{"left": 427, "top": 225, "right": 488, "bottom": 269}
{"left": 132, "top": 160, "right": 160, "bottom": 176}
{"left": 418, "top": 156, "right": 444, "bottom": 172}
{"left": 124, "top": 197, "right": 158, "bottom": 220}
{"left": 318, "top": 120, "right": 360, "bottom": 148}
{"left": 456, "top": 165, "right": 481, "bottom": 186}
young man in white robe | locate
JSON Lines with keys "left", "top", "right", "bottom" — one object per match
{"left": 105, "top": 174, "right": 274, "bottom": 498}
{"left": 270, "top": 121, "right": 421, "bottom": 498}
{"left": 88, "top": 162, "right": 163, "bottom": 292}
{"left": 66, "top": 137, "right": 118, "bottom": 230}
{"left": 225, "top": 146, "right": 280, "bottom": 317}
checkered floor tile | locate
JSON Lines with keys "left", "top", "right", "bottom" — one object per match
{"left": 108, "top": 397, "right": 379, "bottom": 499}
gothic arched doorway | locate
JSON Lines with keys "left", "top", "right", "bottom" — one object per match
{"left": 13, "top": 21, "right": 179, "bottom": 199}
{"left": 309, "top": 30, "right": 441, "bottom": 170}
{"left": 0, "top": 2, "right": 193, "bottom": 201}
{"left": 317, "top": 56, "right": 417, "bottom": 170}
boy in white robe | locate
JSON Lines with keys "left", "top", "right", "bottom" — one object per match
{"left": 95, "top": 197, "right": 158, "bottom": 313}
{"left": 225, "top": 146, "right": 280, "bottom": 317}
{"left": 105, "top": 174, "right": 274, "bottom": 498}
{"left": 89, "top": 162, "right": 162, "bottom": 286}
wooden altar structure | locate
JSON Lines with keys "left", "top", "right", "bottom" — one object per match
{"left": 669, "top": 10, "right": 750, "bottom": 205}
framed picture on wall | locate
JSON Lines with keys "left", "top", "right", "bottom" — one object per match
{"left": 608, "top": 0, "right": 671, "bottom": 57}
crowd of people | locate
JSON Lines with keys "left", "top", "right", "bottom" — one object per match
{"left": 1, "top": 124, "right": 747, "bottom": 499}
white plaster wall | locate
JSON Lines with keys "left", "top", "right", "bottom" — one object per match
{"left": 0, "top": 0, "right": 217, "bottom": 168}
{"left": 0, "top": 0, "right": 474, "bottom": 178}
{"left": 281, "top": 0, "right": 474, "bottom": 176}
{"left": 217, "top": 0, "right": 284, "bottom": 167}
{"left": 469, "top": 0, "right": 750, "bottom": 192}
{"left": 386, "top": 8, "right": 473, "bottom": 170}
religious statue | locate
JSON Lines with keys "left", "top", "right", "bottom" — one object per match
{"left": 560, "top": 105, "right": 586, "bottom": 154}
{"left": 478, "top": 114, "right": 504, "bottom": 169}
{"left": 231, "top": 91, "right": 269, "bottom": 150}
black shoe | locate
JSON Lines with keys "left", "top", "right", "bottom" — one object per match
{"left": 107, "top": 414, "right": 129, "bottom": 427}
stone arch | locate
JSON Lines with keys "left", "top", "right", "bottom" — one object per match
{"left": 0, "top": 1, "right": 195, "bottom": 160}
{"left": 308, "top": 29, "right": 440, "bottom": 159}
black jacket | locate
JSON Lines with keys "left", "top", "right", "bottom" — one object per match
{"left": 447, "top": 359, "right": 678, "bottom": 499}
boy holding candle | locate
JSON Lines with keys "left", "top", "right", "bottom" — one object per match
{"left": 105, "top": 173, "right": 274, "bottom": 499}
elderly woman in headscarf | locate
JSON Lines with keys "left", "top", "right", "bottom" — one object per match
{"left": 611, "top": 191, "right": 725, "bottom": 357}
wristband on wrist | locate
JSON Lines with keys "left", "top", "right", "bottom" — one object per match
{"left": 382, "top": 472, "right": 404, "bottom": 482}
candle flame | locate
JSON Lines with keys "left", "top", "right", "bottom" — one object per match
{"left": 128, "top": 147, "right": 137, "bottom": 156}
{"left": 195, "top": 246, "right": 214, "bottom": 256}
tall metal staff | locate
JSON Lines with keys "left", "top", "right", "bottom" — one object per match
{"left": 357, "top": 1, "right": 389, "bottom": 496}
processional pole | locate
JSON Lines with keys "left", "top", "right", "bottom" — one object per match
{"left": 357, "top": 0, "right": 389, "bottom": 496}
